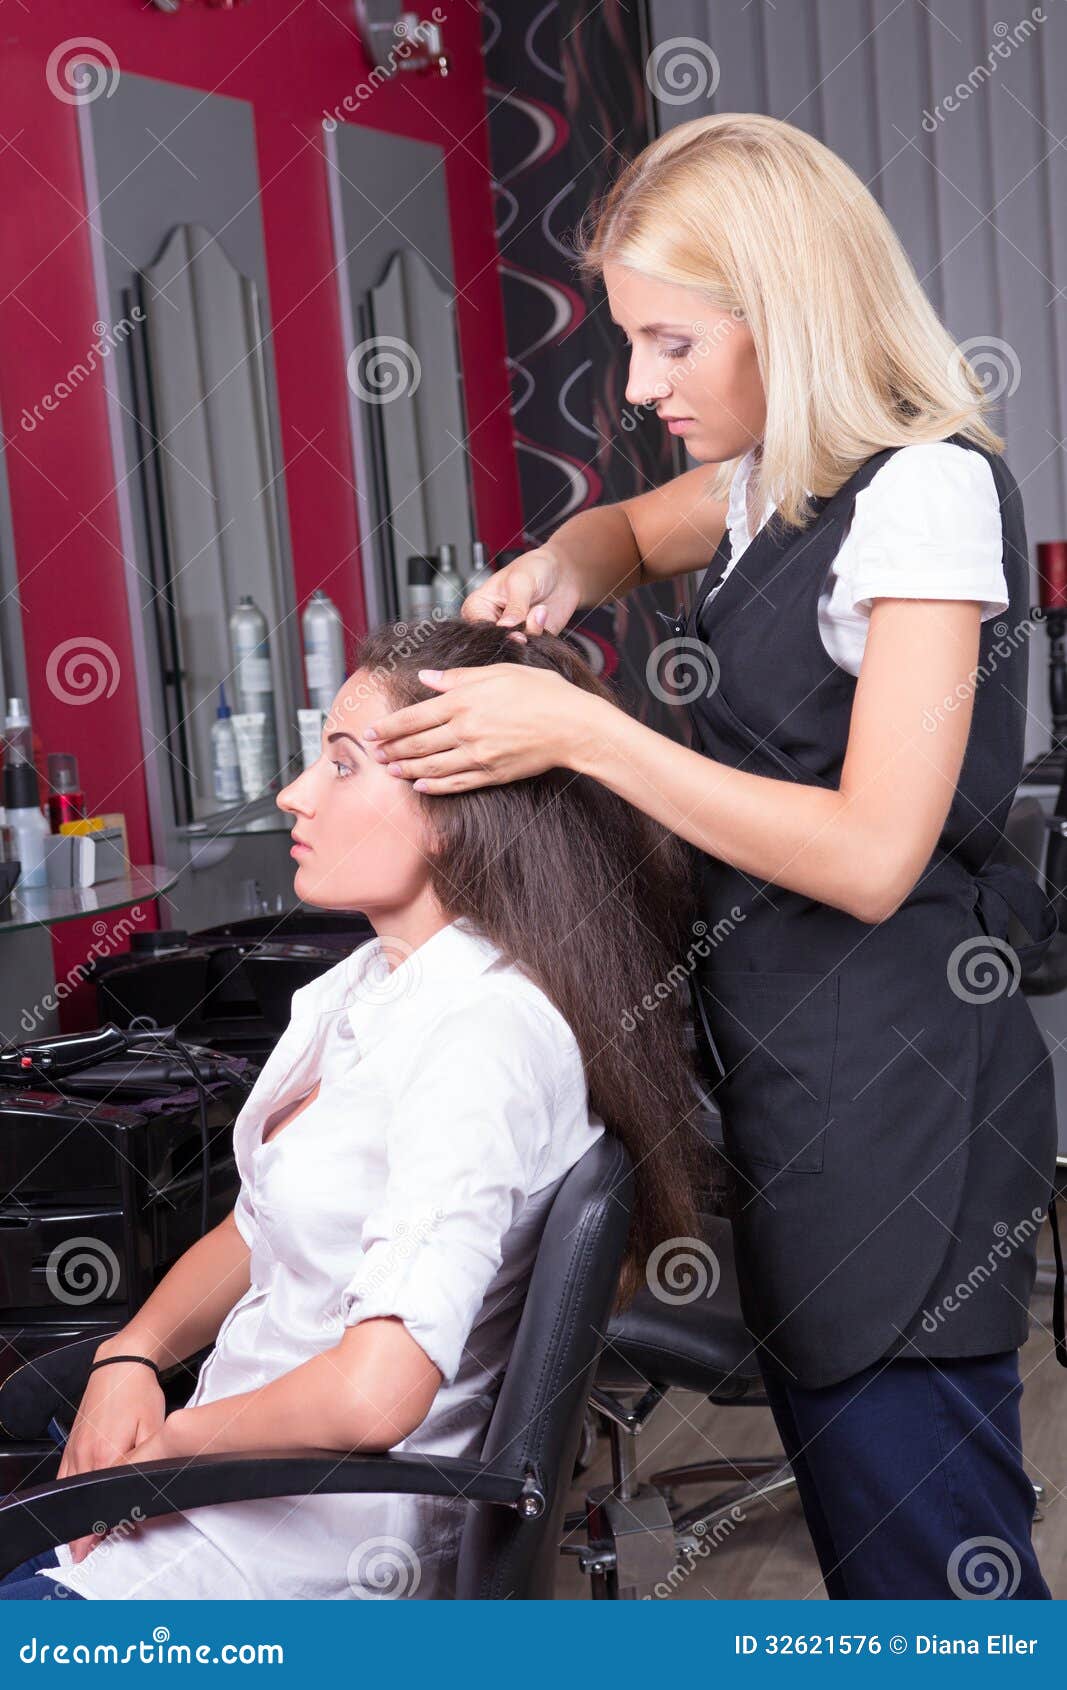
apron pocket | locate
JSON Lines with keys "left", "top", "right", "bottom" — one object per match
{"left": 698, "top": 968, "right": 840, "bottom": 1174}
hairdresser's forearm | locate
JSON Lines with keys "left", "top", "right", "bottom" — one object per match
{"left": 94, "top": 1215, "right": 252, "bottom": 1371}
{"left": 571, "top": 696, "right": 885, "bottom": 923}
{"left": 542, "top": 505, "right": 644, "bottom": 608}
{"left": 163, "top": 1347, "right": 373, "bottom": 1459}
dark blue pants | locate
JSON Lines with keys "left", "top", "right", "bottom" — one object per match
{"left": 759, "top": 1347, "right": 1050, "bottom": 1598}
{"left": 0, "top": 1547, "right": 84, "bottom": 1600}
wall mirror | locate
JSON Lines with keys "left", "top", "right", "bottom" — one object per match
{"left": 327, "top": 122, "right": 476, "bottom": 628}
{"left": 124, "top": 224, "right": 301, "bottom": 828}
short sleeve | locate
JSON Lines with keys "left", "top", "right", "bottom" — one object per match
{"left": 840, "top": 442, "right": 1008, "bottom": 620}
{"left": 337, "top": 993, "right": 564, "bottom": 1386}
{"left": 233, "top": 1182, "right": 257, "bottom": 1247}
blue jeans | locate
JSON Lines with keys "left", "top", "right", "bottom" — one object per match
{"left": 759, "top": 1347, "right": 1050, "bottom": 1599}
{"left": 0, "top": 1547, "right": 85, "bottom": 1600}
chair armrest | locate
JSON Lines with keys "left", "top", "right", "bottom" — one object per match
{"left": 0, "top": 1337, "right": 216, "bottom": 1443}
{"left": 0, "top": 1450, "right": 546, "bottom": 1578}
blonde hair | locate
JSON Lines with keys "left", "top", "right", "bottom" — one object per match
{"left": 575, "top": 112, "right": 1003, "bottom": 530}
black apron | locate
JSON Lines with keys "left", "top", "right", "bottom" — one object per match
{"left": 661, "top": 432, "right": 1064, "bottom": 1389}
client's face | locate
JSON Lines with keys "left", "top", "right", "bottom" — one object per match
{"left": 276, "top": 673, "right": 433, "bottom": 918}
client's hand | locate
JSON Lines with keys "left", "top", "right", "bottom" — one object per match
{"left": 58, "top": 1361, "right": 166, "bottom": 1563}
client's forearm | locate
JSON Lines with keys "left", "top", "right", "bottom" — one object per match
{"left": 163, "top": 1347, "right": 386, "bottom": 1459}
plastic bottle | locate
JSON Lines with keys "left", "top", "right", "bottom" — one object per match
{"left": 46, "top": 753, "right": 86, "bottom": 832}
{"left": 464, "top": 539, "right": 495, "bottom": 596}
{"left": 302, "top": 590, "right": 346, "bottom": 711}
{"left": 3, "top": 698, "right": 48, "bottom": 889}
{"left": 406, "top": 555, "right": 435, "bottom": 620}
{"left": 228, "top": 595, "right": 279, "bottom": 783}
{"left": 210, "top": 684, "right": 243, "bottom": 805}
{"left": 433, "top": 544, "right": 465, "bottom": 617}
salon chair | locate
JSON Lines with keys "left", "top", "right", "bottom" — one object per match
{"left": 0, "top": 1133, "right": 633, "bottom": 1600}
{"left": 564, "top": 1178, "right": 791, "bottom": 1598}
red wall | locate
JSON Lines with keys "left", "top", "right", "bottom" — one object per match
{"left": 0, "top": 0, "right": 520, "bottom": 1014}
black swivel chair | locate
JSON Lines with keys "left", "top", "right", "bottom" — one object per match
{"left": 0, "top": 1134, "right": 633, "bottom": 1600}
{"left": 562, "top": 1200, "right": 794, "bottom": 1598}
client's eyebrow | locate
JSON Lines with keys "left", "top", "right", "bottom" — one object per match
{"left": 326, "top": 732, "right": 370, "bottom": 758}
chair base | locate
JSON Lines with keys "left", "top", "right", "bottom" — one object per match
{"left": 559, "top": 1385, "right": 796, "bottom": 1599}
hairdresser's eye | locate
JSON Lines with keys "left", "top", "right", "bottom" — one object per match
{"left": 331, "top": 759, "right": 355, "bottom": 780}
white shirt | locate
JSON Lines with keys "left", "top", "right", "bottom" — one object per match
{"left": 702, "top": 441, "right": 1009, "bottom": 676}
{"left": 42, "top": 918, "right": 605, "bottom": 1601}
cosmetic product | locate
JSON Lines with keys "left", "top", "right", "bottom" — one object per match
{"left": 232, "top": 712, "right": 272, "bottom": 800}
{"left": 49, "top": 825, "right": 125, "bottom": 886}
{"left": 3, "top": 760, "right": 48, "bottom": 888}
{"left": 433, "top": 544, "right": 465, "bottom": 616}
{"left": 46, "top": 753, "right": 86, "bottom": 832}
{"left": 0, "top": 825, "right": 19, "bottom": 915}
{"left": 4, "top": 698, "right": 47, "bottom": 810}
{"left": 298, "top": 707, "right": 326, "bottom": 771}
{"left": 229, "top": 595, "right": 279, "bottom": 781}
{"left": 58, "top": 817, "right": 127, "bottom": 881}
{"left": 302, "top": 590, "right": 346, "bottom": 711}
{"left": 210, "top": 684, "right": 242, "bottom": 805}
{"left": 464, "top": 538, "right": 494, "bottom": 596}
{"left": 407, "top": 555, "right": 435, "bottom": 620}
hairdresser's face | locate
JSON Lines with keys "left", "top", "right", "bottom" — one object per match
{"left": 276, "top": 674, "right": 432, "bottom": 919}
{"left": 603, "top": 261, "right": 765, "bottom": 462}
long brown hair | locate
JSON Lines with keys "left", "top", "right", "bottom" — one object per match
{"left": 353, "top": 616, "right": 706, "bottom": 1308}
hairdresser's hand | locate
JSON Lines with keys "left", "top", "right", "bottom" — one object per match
{"left": 57, "top": 1361, "right": 167, "bottom": 1562}
{"left": 365, "top": 663, "right": 607, "bottom": 792}
{"left": 462, "top": 544, "right": 581, "bottom": 638}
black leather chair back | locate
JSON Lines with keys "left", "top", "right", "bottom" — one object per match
{"left": 455, "top": 1131, "right": 633, "bottom": 1598}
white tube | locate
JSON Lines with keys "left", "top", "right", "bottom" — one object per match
{"left": 298, "top": 707, "right": 326, "bottom": 770}
{"left": 231, "top": 712, "right": 271, "bottom": 800}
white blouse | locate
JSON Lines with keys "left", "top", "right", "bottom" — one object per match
{"left": 703, "top": 440, "right": 1010, "bottom": 676}
{"left": 42, "top": 918, "right": 605, "bottom": 1601}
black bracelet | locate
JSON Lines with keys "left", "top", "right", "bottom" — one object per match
{"left": 88, "top": 1354, "right": 164, "bottom": 1382}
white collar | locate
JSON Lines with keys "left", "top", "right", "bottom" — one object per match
{"left": 331, "top": 916, "right": 503, "bottom": 1056}
{"left": 284, "top": 916, "right": 504, "bottom": 1060}
{"left": 728, "top": 447, "right": 813, "bottom": 546}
